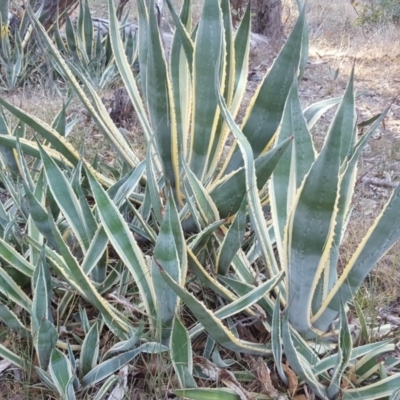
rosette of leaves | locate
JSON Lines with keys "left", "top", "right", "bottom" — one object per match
{"left": 0, "top": 0, "right": 399, "bottom": 399}
{"left": 53, "top": 0, "right": 137, "bottom": 90}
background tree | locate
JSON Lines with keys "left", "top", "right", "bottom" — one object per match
{"left": 4, "top": 0, "right": 79, "bottom": 37}
{"left": 230, "top": 0, "right": 284, "bottom": 44}
{"left": 253, "top": 0, "right": 284, "bottom": 43}
{"left": 33, "top": 0, "right": 79, "bottom": 30}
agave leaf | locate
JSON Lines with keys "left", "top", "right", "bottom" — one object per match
{"left": 52, "top": 103, "right": 67, "bottom": 137}
{"left": 110, "top": 161, "right": 146, "bottom": 208}
{"left": 0, "top": 304, "right": 31, "bottom": 338}
{"left": 205, "top": 0, "right": 235, "bottom": 176}
{"left": 84, "top": 164, "right": 157, "bottom": 326}
{"left": 166, "top": 189, "right": 187, "bottom": 280}
{"left": 215, "top": 68, "right": 282, "bottom": 296}
{"left": 221, "top": 5, "right": 306, "bottom": 175}
{"left": 282, "top": 313, "right": 328, "bottom": 399}
{"left": 81, "top": 343, "right": 168, "bottom": 387}
{"left": 168, "top": 0, "right": 193, "bottom": 155}
{"left": 0, "top": 238, "right": 34, "bottom": 277}
{"left": 183, "top": 161, "right": 220, "bottom": 225}
{"left": 354, "top": 300, "right": 370, "bottom": 344}
{"left": 0, "top": 98, "right": 81, "bottom": 166}
{"left": 26, "top": 5, "right": 140, "bottom": 168}
{"left": 103, "top": 327, "right": 144, "bottom": 360}
{"left": 390, "top": 387, "right": 400, "bottom": 400}
{"left": 181, "top": 185, "right": 204, "bottom": 231}
{"left": 49, "top": 349, "right": 76, "bottom": 400}
{"left": 285, "top": 71, "right": 355, "bottom": 337}
{"left": 79, "top": 321, "right": 100, "bottom": 377}
{"left": 313, "top": 340, "right": 392, "bottom": 376}
{"left": 187, "top": 247, "right": 238, "bottom": 304}
{"left": 0, "top": 344, "right": 26, "bottom": 369}
{"left": 136, "top": 0, "right": 149, "bottom": 99}
{"left": 304, "top": 96, "right": 342, "bottom": 129}
{"left": 127, "top": 203, "right": 157, "bottom": 243}
{"left": 189, "top": 0, "right": 224, "bottom": 181}
{"left": 33, "top": 319, "right": 58, "bottom": 372}
{"left": 0, "top": 113, "right": 20, "bottom": 176}
{"left": 79, "top": 0, "right": 94, "bottom": 59}
{"left": 81, "top": 226, "right": 108, "bottom": 276}
{"left": 189, "top": 219, "right": 225, "bottom": 256}
{"left": 0, "top": 1, "right": 9, "bottom": 28}
{"left": 296, "top": 0, "right": 309, "bottom": 80}
{"left": 159, "top": 265, "right": 271, "bottom": 355}
{"left": 152, "top": 194, "right": 182, "bottom": 341}
{"left": 211, "top": 272, "right": 280, "bottom": 323}
{"left": 167, "top": 0, "right": 194, "bottom": 73}
{"left": 0, "top": 135, "right": 75, "bottom": 168}
{"left": 342, "top": 374, "right": 400, "bottom": 400}
{"left": 211, "top": 135, "right": 292, "bottom": 220}
{"left": 146, "top": 0, "right": 180, "bottom": 195}
{"left": 220, "top": 276, "right": 319, "bottom": 365}
{"left": 270, "top": 79, "right": 315, "bottom": 260}
{"left": 19, "top": 149, "right": 42, "bottom": 266}
{"left": 43, "top": 214, "right": 131, "bottom": 339}
{"left": 314, "top": 180, "right": 400, "bottom": 331}
{"left": 327, "top": 302, "right": 352, "bottom": 399}
{"left": 0, "top": 268, "right": 32, "bottom": 312}
{"left": 271, "top": 293, "right": 287, "bottom": 385}
{"left": 216, "top": 196, "right": 246, "bottom": 275}
{"left": 317, "top": 104, "right": 390, "bottom": 295}
{"left": 65, "top": 15, "right": 79, "bottom": 62}
{"left": 23, "top": 180, "right": 60, "bottom": 252}
{"left": 92, "top": 376, "right": 119, "bottom": 400}
{"left": 189, "top": 272, "right": 284, "bottom": 339}
{"left": 35, "top": 367, "right": 59, "bottom": 392}
{"left": 146, "top": 145, "right": 164, "bottom": 224}
{"left": 171, "top": 317, "right": 197, "bottom": 388}
{"left": 173, "top": 388, "right": 242, "bottom": 400}
{"left": 32, "top": 248, "right": 53, "bottom": 331}
{"left": 39, "top": 145, "right": 91, "bottom": 253}
{"left": 231, "top": 2, "right": 251, "bottom": 114}
{"left": 346, "top": 343, "right": 395, "bottom": 384}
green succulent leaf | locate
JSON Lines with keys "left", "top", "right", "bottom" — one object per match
{"left": 152, "top": 194, "right": 182, "bottom": 341}
{"left": 159, "top": 265, "right": 271, "bottom": 355}
{"left": 189, "top": 0, "right": 224, "bottom": 181}
{"left": 79, "top": 321, "right": 100, "bottom": 377}
{"left": 81, "top": 342, "right": 168, "bottom": 387}
{"left": 222, "top": 5, "right": 306, "bottom": 174}
{"left": 84, "top": 164, "right": 157, "bottom": 327}
{"left": 342, "top": 374, "right": 400, "bottom": 400}
{"left": 174, "top": 388, "right": 243, "bottom": 400}
{"left": 216, "top": 196, "right": 247, "bottom": 275}
{"left": 0, "top": 304, "right": 31, "bottom": 338}
{"left": 286, "top": 70, "right": 356, "bottom": 337}
{"left": 49, "top": 349, "right": 76, "bottom": 400}
{"left": 171, "top": 317, "right": 197, "bottom": 388}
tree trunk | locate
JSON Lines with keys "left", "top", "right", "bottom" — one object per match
{"left": 34, "top": 0, "right": 79, "bottom": 30}
{"left": 252, "top": 0, "right": 284, "bottom": 43}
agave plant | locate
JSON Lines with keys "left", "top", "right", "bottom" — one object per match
{"left": 0, "top": 0, "right": 399, "bottom": 399}
{"left": 54, "top": 0, "right": 137, "bottom": 90}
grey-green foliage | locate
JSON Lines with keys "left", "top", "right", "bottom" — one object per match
{"left": 356, "top": 0, "right": 400, "bottom": 25}
{"left": 0, "top": 1, "right": 399, "bottom": 399}
{"left": 54, "top": 0, "right": 137, "bottom": 90}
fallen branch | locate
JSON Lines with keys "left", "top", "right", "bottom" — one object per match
{"left": 361, "top": 177, "right": 398, "bottom": 189}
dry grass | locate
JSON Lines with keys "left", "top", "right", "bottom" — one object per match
{"left": 305, "top": 0, "right": 400, "bottom": 309}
